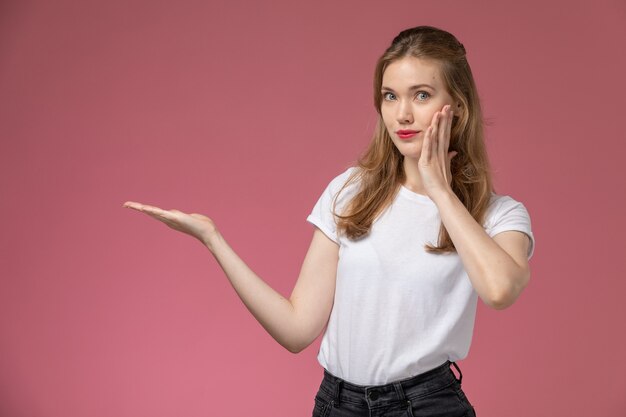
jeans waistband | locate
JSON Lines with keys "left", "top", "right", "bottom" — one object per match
{"left": 319, "top": 360, "right": 463, "bottom": 408}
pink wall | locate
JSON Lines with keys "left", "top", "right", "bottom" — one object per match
{"left": 1, "top": 0, "right": 624, "bottom": 416}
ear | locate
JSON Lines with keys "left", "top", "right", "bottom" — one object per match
{"left": 453, "top": 101, "right": 463, "bottom": 118}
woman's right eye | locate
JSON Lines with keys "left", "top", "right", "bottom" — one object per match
{"left": 383, "top": 92, "right": 396, "bottom": 100}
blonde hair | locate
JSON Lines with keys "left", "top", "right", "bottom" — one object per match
{"left": 334, "top": 25, "right": 494, "bottom": 253}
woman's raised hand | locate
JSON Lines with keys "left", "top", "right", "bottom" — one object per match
{"left": 418, "top": 104, "right": 458, "bottom": 199}
{"left": 122, "top": 201, "right": 217, "bottom": 245}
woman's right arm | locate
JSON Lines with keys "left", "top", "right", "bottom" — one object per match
{"left": 204, "top": 227, "right": 338, "bottom": 353}
{"left": 122, "top": 200, "right": 338, "bottom": 354}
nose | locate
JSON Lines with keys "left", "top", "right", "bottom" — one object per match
{"left": 396, "top": 100, "right": 413, "bottom": 124}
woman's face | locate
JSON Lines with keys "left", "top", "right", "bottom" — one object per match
{"left": 380, "top": 56, "right": 458, "bottom": 160}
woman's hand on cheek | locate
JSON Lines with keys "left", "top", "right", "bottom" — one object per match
{"left": 419, "top": 104, "right": 458, "bottom": 199}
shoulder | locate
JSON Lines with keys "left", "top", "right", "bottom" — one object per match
{"left": 309, "top": 166, "right": 362, "bottom": 215}
{"left": 483, "top": 192, "right": 534, "bottom": 229}
{"left": 327, "top": 166, "right": 359, "bottom": 189}
{"left": 483, "top": 192, "right": 534, "bottom": 255}
{"left": 486, "top": 192, "right": 522, "bottom": 211}
{"left": 307, "top": 167, "right": 361, "bottom": 243}
{"left": 486, "top": 192, "right": 528, "bottom": 211}
{"left": 320, "top": 166, "right": 361, "bottom": 198}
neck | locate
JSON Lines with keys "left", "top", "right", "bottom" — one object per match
{"left": 402, "top": 157, "right": 427, "bottom": 195}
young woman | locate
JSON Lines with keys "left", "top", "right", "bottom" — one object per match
{"left": 123, "top": 25, "right": 534, "bottom": 417}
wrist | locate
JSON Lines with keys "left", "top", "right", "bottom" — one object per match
{"left": 202, "top": 229, "right": 223, "bottom": 253}
{"left": 430, "top": 186, "right": 456, "bottom": 205}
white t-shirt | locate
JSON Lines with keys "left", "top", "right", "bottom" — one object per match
{"left": 306, "top": 167, "right": 535, "bottom": 385}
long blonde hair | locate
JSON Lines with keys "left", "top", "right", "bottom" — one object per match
{"left": 334, "top": 26, "right": 494, "bottom": 253}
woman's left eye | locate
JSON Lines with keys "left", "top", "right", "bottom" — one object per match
{"left": 416, "top": 91, "right": 430, "bottom": 101}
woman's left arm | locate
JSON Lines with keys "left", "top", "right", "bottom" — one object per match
{"left": 420, "top": 105, "right": 531, "bottom": 310}
{"left": 432, "top": 191, "right": 531, "bottom": 310}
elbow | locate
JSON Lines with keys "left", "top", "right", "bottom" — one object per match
{"left": 284, "top": 340, "right": 308, "bottom": 354}
{"left": 283, "top": 331, "right": 313, "bottom": 354}
{"left": 282, "top": 317, "right": 322, "bottom": 354}
{"left": 485, "top": 289, "right": 519, "bottom": 310}
{"left": 284, "top": 340, "right": 302, "bottom": 354}
{"left": 486, "top": 272, "right": 530, "bottom": 311}
{"left": 486, "top": 294, "right": 515, "bottom": 310}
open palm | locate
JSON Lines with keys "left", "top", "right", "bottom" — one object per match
{"left": 123, "top": 201, "right": 216, "bottom": 245}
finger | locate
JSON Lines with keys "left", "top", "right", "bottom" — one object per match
{"left": 123, "top": 201, "right": 150, "bottom": 212}
{"left": 446, "top": 150, "right": 458, "bottom": 185}
{"left": 430, "top": 114, "right": 439, "bottom": 156}
{"left": 145, "top": 207, "right": 178, "bottom": 222}
{"left": 135, "top": 203, "right": 164, "bottom": 214}
{"left": 124, "top": 201, "right": 171, "bottom": 218}
{"left": 123, "top": 201, "right": 152, "bottom": 210}
{"left": 440, "top": 106, "right": 451, "bottom": 160}
{"left": 446, "top": 106, "right": 454, "bottom": 149}
{"left": 421, "top": 126, "right": 433, "bottom": 163}
{"left": 436, "top": 110, "right": 446, "bottom": 162}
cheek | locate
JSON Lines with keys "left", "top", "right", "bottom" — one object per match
{"left": 422, "top": 107, "right": 439, "bottom": 123}
{"left": 423, "top": 101, "right": 450, "bottom": 120}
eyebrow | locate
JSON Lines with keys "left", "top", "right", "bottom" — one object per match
{"left": 381, "top": 84, "right": 436, "bottom": 92}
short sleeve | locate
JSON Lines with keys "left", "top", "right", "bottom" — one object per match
{"left": 484, "top": 195, "right": 536, "bottom": 260}
{"left": 306, "top": 167, "right": 357, "bottom": 244}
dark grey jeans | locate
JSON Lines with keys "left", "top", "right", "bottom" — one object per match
{"left": 312, "top": 361, "right": 476, "bottom": 417}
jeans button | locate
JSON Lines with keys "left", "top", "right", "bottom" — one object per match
{"left": 368, "top": 390, "right": 380, "bottom": 401}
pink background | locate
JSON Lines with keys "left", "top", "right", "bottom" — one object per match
{"left": 1, "top": 0, "right": 625, "bottom": 416}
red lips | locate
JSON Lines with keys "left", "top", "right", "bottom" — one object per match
{"left": 396, "top": 130, "right": 420, "bottom": 140}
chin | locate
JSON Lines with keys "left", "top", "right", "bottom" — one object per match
{"left": 402, "top": 153, "right": 422, "bottom": 161}
{"left": 396, "top": 143, "right": 423, "bottom": 160}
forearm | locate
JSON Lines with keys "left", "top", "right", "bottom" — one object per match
{"left": 203, "top": 231, "right": 302, "bottom": 352}
{"left": 432, "top": 190, "right": 528, "bottom": 308}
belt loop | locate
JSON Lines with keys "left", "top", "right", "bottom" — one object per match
{"left": 333, "top": 378, "right": 343, "bottom": 407}
{"left": 450, "top": 361, "right": 463, "bottom": 384}
{"left": 393, "top": 381, "right": 406, "bottom": 401}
